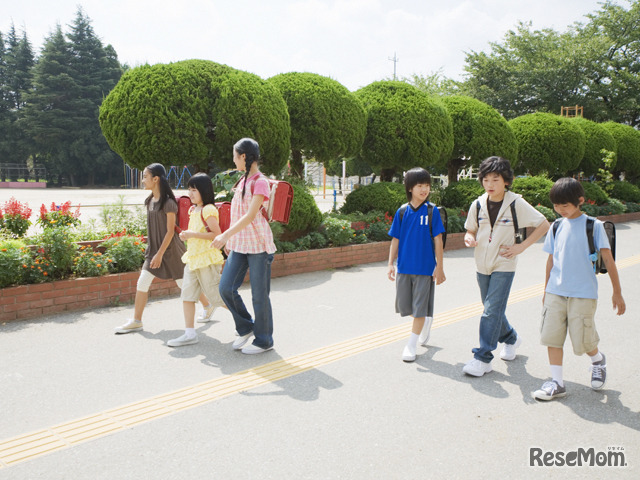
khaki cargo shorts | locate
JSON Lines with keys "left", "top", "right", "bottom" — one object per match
{"left": 540, "top": 293, "right": 599, "bottom": 355}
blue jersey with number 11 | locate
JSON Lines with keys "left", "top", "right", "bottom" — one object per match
{"left": 388, "top": 202, "right": 445, "bottom": 276}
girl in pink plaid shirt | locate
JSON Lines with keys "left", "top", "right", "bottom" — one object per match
{"left": 212, "top": 138, "right": 276, "bottom": 355}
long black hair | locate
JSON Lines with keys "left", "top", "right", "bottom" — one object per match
{"left": 144, "top": 163, "right": 176, "bottom": 211}
{"left": 187, "top": 172, "right": 216, "bottom": 206}
{"left": 234, "top": 138, "right": 261, "bottom": 198}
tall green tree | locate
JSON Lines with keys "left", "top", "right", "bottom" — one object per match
{"left": 0, "top": 25, "right": 35, "bottom": 172}
{"left": 441, "top": 96, "right": 517, "bottom": 183}
{"left": 268, "top": 72, "right": 366, "bottom": 177}
{"left": 20, "top": 25, "right": 75, "bottom": 186}
{"left": 21, "top": 9, "right": 123, "bottom": 186}
{"left": 355, "top": 81, "right": 453, "bottom": 181}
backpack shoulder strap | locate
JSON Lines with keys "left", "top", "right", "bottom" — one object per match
{"left": 586, "top": 216, "right": 596, "bottom": 255}
{"left": 552, "top": 218, "right": 561, "bottom": 238}
{"left": 200, "top": 206, "right": 211, "bottom": 233}
{"left": 509, "top": 199, "right": 521, "bottom": 243}
{"left": 398, "top": 203, "right": 409, "bottom": 223}
{"left": 427, "top": 203, "right": 434, "bottom": 239}
{"left": 475, "top": 200, "right": 481, "bottom": 227}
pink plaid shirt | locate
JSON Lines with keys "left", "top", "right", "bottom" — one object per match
{"left": 226, "top": 173, "right": 276, "bottom": 254}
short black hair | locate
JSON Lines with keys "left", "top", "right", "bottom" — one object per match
{"left": 187, "top": 172, "right": 216, "bottom": 206}
{"left": 549, "top": 177, "right": 584, "bottom": 206}
{"left": 477, "top": 156, "right": 514, "bottom": 187}
{"left": 404, "top": 167, "right": 431, "bottom": 201}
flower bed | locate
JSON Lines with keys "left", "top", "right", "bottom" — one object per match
{"left": 2, "top": 212, "right": 639, "bottom": 324}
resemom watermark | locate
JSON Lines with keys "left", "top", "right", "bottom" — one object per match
{"left": 530, "top": 446, "right": 628, "bottom": 468}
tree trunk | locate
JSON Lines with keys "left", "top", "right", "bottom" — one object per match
{"left": 380, "top": 168, "right": 395, "bottom": 182}
{"left": 290, "top": 149, "right": 304, "bottom": 178}
{"left": 447, "top": 158, "right": 465, "bottom": 184}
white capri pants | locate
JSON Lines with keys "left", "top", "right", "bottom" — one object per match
{"left": 136, "top": 269, "right": 183, "bottom": 293}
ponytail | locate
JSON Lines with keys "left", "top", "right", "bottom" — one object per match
{"left": 233, "top": 138, "right": 261, "bottom": 198}
{"left": 144, "top": 163, "right": 177, "bottom": 211}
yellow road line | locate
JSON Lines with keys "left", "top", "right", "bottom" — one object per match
{"left": 2, "top": 255, "right": 639, "bottom": 468}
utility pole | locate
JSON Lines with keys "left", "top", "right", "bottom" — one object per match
{"left": 388, "top": 52, "right": 399, "bottom": 80}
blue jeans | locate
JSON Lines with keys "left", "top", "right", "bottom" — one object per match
{"left": 472, "top": 271, "right": 518, "bottom": 363}
{"left": 219, "top": 251, "right": 274, "bottom": 349}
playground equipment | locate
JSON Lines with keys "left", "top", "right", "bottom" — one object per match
{"left": 560, "top": 105, "right": 584, "bottom": 118}
{"left": 167, "top": 166, "right": 192, "bottom": 189}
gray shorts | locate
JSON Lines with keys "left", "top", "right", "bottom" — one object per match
{"left": 395, "top": 273, "right": 434, "bottom": 318}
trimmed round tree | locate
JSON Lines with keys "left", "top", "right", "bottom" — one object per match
{"left": 355, "top": 81, "right": 453, "bottom": 181}
{"left": 442, "top": 95, "right": 517, "bottom": 184}
{"left": 100, "top": 60, "right": 291, "bottom": 174}
{"left": 508, "top": 112, "right": 585, "bottom": 176}
{"left": 99, "top": 61, "right": 232, "bottom": 170}
{"left": 601, "top": 122, "right": 640, "bottom": 179}
{"left": 209, "top": 69, "right": 291, "bottom": 175}
{"left": 569, "top": 117, "right": 617, "bottom": 176}
{"left": 268, "top": 72, "right": 366, "bottom": 177}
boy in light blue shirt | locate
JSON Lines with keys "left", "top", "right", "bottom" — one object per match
{"left": 534, "top": 178, "right": 625, "bottom": 401}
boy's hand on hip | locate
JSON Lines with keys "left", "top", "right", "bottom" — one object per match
{"left": 499, "top": 244, "right": 524, "bottom": 258}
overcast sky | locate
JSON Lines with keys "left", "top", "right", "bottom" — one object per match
{"left": 4, "top": 0, "right": 615, "bottom": 91}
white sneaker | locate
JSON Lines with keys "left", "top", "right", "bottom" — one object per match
{"left": 196, "top": 305, "right": 216, "bottom": 323}
{"left": 167, "top": 333, "right": 198, "bottom": 347}
{"left": 402, "top": 345, "right": 417, "bottom": 362}
{"left": 114, "top": 319, "right": 143, "bottom": 334}
{"left": 463, "top": 358, "right": 493, "bottom": 377}
{"left": 419, "top": 317, "right": 434, "bottom": 346}
{"left": 241, "top": 344, "right": 274, "bottom": 355}
{"left": 232, "top": 332, "right": 254, "bottom": 350}
{"left": 500, "top": 335, "right": 522, "bottom": 361}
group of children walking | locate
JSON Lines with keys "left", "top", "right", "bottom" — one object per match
{"left": 113, "top": 144, "right": 626, "bottom": 399}
{"left": 387, "top": 156, "right": 625, "bottom": 401}
{"left": 114, "top": 138, "right": 275, "bottom": 355}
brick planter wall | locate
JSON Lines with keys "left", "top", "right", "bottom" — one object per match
{"left": 2, "top": 211, "right": 638, "bottom": 324}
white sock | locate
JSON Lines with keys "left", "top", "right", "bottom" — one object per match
{"left": 550, "top": 365, "right": 564, "bottom": 387}
{"left": 185, "top": 328, "right": 196, "bottom": 337}
{"left": 407, "top": 333, "right": 419, "bottom": 350}
{"left": 589, "top": 352, "right": 603, "bottom": 363}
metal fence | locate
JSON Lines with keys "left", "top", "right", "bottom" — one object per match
{"left": 0, "top": 163, "right": 46, "bottom": 182}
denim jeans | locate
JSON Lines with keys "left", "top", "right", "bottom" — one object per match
{"left": 472, "top": 271, "right": 518, "bottom": 363}
{"left": 219, "top": 251, "right": 274, "bottom": 349}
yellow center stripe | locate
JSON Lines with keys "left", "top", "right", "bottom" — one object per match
{"left": 2, "top": 254, "right": 639, "bottom": 468}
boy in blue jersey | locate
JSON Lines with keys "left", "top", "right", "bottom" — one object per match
{"left": 388, "top": 167, "right": 446, "bottom": 362}
{"left": 533, "top": 178, "right": 625, "bottom": 401}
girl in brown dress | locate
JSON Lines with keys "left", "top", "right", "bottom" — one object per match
{"left": 114, "top": 163, "right": 187, "bottom": 334}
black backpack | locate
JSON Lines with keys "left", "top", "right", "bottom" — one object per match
{"left": 398, "top": 201, "right": 448, "bottom": 250}
{"left": 475, "top": 199, "right": 527, "bottom": 244}
{"left": 552, "top": 217, "right": 616, "bottom": 274}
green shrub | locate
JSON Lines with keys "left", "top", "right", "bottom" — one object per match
{"left": 607, "top": 181, "right": 640, "bottom": 203}
{"left": 581, "top": 204, "right": 599, "bottom": 216}
{"left": 101, "top": 236, "right": 146, "bottom": 273}
{"left": 441, "top": 179, "right": 484, "bottom": 209}
{"left": 364, "top": 221, "right": 391, "bottom": 241}
{"left": 100, "top": 197, "right": 147, "bottom": 236}
{"left": 535, "top": 205, "right": 557, "bottom": 221}
{"left": 0, "top": 239, "right": 28, "bottom": 287}
{"left": 308, "top": 231, "right": 328, "bottom": 249}
{"left": 581, "top": 182, "right": 609, "bottom": 205}
{"left": 73, "top": 246, "right": 111, "bottom": 277}
{"left": 444, "top": 208, "right": 466, "bottom": 233}
{"left": 277, "top": 241, "right": 297, "bottom": 253}
{"left": 511, "top": 176, "right": 554, "bottom": 208}
{"left": 341, "top": 182, "right": 406, "bottom": 215}
{"left": 321, "top": 216, "right": 354, "bottom": 246}
{"left": 284, "top": 184, "right": 323, "bottom": 234}
{"left": 598, "top": 198, "right": 625, "bottom": 216}
{"left": 70, "top": 219, "right": 109, "bottom": 241}
{"left": 38, "top": 227, "right": 78, "bottom": 279}
{"left": 624, "top": 202, "right": 640, "bottom": 213}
